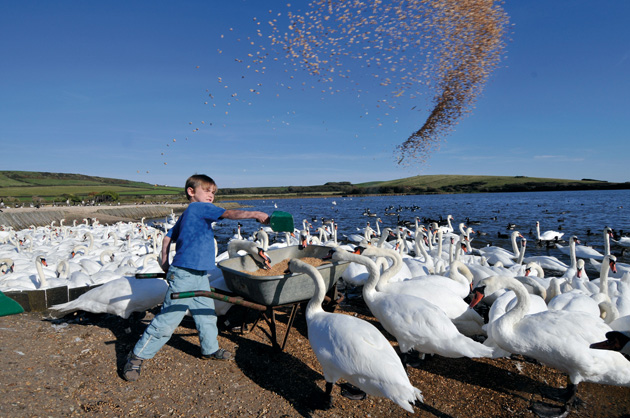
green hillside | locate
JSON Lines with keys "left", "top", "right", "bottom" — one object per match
{"left": 1, "top": 171, "right": 628, "bottom": 205}
{"left": 214, "top": 174, "right": 629, "bottom": 198}
{"left": 0, "top": 171, "right": 183, "bottom": 204}
{"left": 356, "top": 174, "right": 625, "bottom": 194}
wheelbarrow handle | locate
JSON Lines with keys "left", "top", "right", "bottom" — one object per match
{"left": 135, "top": 273, "right": 167, "bottom": 279}
{"left": 171, "top": 290, "right": 267, "bottom": 312}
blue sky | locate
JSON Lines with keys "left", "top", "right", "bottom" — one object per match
{"left": 1, "top": 1, "right": 628, "bottom": 188}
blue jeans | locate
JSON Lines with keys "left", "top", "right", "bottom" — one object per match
{"left": 133, "top": 265, "right": 219, "bottom": 359}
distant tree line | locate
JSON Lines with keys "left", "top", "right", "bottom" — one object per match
{"left": 217, "top": 182, "right": 365, "bottom": 196}
{"left": 218, "top": 180, "right": 630, "bottom": 197}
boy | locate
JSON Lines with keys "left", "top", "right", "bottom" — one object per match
{"left": 123, "top": 174, "right": 269, "bottom": 381}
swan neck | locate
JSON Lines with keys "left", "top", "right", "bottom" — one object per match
{"left": 511, "top": 233, "right": 520, "bottom": 258}
{"left": 290, "top": 262, "right": 325, "bottom": 318}
{"left": 450, "top": 261, "right": 471, "bottom": 285}
{"left": 500, "top": 278, "right": 530, "bottom": 325}
{"left": 36, "top": 257, "right": 47, "bottom": 288}
{"left": 377, "top": 248, "right": 402, "bottom": 287}
{"left": 516, "top": 241, "right": 526, "bottom": 264}
{"left": 436, "top": 231, "right": 443, "bottom": 259}
{"left": 599, "top": 260, "right": 610, "bottom": 295}
{"left": 414, "top": 234, "right": 431, "bottom": 262}
{"left": 334, "top": 250, "right": 380, "bottom": 294}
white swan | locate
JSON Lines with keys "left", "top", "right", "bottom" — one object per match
{"left": 356, "top": 246, "right": 485, "bottom": 337}
{"left": 225, "top": 239, "right": 271, "bottom": 270}
{"left": 35, "top": 255, "right": 66, "bottom": 289}
{"left": 49, "top": 276, "right": 168, "bottom": 319}
{"left": 0, "top": 256, "right": 44, "bottom": 291}
{"left": 0, "top": 258, "right": 14, "bottom": 274}
{"left": 486, "top": 282, "right": 548, "bottom": 327}
{"left": 557, "top": 237, "right": 605, "bottom": 261}
{"left": 470, "top": 275, "right": 630, "bottom": 411}
{"left": 479, "top": 231, "right": 523, "bottom": 265}
{"left": 346, "top": 221, "right": 374, "bottom": 244}
{"left": 367, "top": 246, "right": 473, "bottom": 299}
{"left": 56, "top": 260, "right": 92, "bottom": 288}
{"left": 590, "top": 254, "right": 619, "bottom": 303}
{"left": 288, "top": 258, "right": 423, "bottom": 412}
{"left": 612, "top": 237, "right": 630, "bottom": 248}
{"left": 590, "top": 227, "right": 630, "bottom": 278}
{"left": 557, "top": 236, "right": 579, "bottom": 281}
{"left": 332, "top": 249, "right": 496, "bottom": 359}
{"left": 523, "top": 250, "right": 570, "bottom": 275}
{"left": 403, "top": 231, "right": 434, "bottom": 276}
{"left": 535, "top": 220, "right": 564, "bottom": 242}
{"left": 437, "top": 214, "right": 454, "bottom": 234}
{"left": 547, "top": 277, "right": 601, "bottom": 318}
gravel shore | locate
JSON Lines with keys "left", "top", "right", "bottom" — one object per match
{"left": 1, "top": 301, "right": 629, "bottom": 418}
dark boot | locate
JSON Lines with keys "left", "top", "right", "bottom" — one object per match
{"left": 122, "top": 352, "right": 144, "bottom": 381}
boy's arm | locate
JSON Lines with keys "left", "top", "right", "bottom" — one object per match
{"left": 221, "top": 209, "right": 270, "bottom": 224}
{"left": 160, "top": 235, "right": 172, "bottom": 272}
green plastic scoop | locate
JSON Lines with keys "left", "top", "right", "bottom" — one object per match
{"left": 269, "top": 211, "right": 294, "bottom": 232}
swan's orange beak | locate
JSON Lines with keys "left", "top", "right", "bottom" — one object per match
{"left": 41, "top": 258, "right": 48, "bottom": 267}
{"left": 257, "top": 249, "right": 272, "bottom": 270}
{"left": 610, "top": 259, "right": 617, "bottom": 274}
{"left": 469, "top": 287, "right": 485, "bottom": 309}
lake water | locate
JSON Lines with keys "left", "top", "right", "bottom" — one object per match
{"left": 207, "top": 190, "right": 629, "bottom": 272}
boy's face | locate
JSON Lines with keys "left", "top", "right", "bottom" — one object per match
{"left": 188, "top": 183, "right": 216, "bottom": 203}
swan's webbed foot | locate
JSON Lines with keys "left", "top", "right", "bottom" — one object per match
{"left": 530, "top": 401, "right": 570, "bottom": 418}
{"left": 314, "top": 382, "right": 333, "bottom": 410}
{"left": 338, "top": 382, "right": 366, "bottom": 400}
{"left": 401, "top": 349, "right": 426, "bottom": 368}
{"left": 564, "top": 383, "right": 583, "bottom": 409}
{"left": 540, "top": 383, "right": 580, "bottom": 406}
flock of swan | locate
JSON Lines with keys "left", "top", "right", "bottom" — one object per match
{"left": 0, "top": 217, "right": 170, "bottom": 318}
{"left": 265, "top": 218, "right": 630, "bottom": 414}
{"left": 2, "top": 213, "right": 630, "bottom": 415}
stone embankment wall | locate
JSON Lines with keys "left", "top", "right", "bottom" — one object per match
{"left": 0, "top": 205, "right": 185, "bottom": 230}
{"left": 0, "top": 202, "right": 241, "bottom": 231}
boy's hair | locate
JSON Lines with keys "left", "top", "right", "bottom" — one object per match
{"left": 184, "top": 174, "right": 217, "bottom": 200}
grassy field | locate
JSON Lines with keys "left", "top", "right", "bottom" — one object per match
{"left": 0, "top": 171, "right": 183, "bottom": 204}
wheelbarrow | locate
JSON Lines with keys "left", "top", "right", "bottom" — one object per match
{"left": 140, "top": 245, "right": 349, "bottom": 351}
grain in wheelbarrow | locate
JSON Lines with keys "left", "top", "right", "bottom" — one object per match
{"left": 243, "top": 257, "right": 331, "bottom": 276}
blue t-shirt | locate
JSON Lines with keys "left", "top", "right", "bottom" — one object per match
{"left": 166, "top": 202, "right": 226, "bottom": 271}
